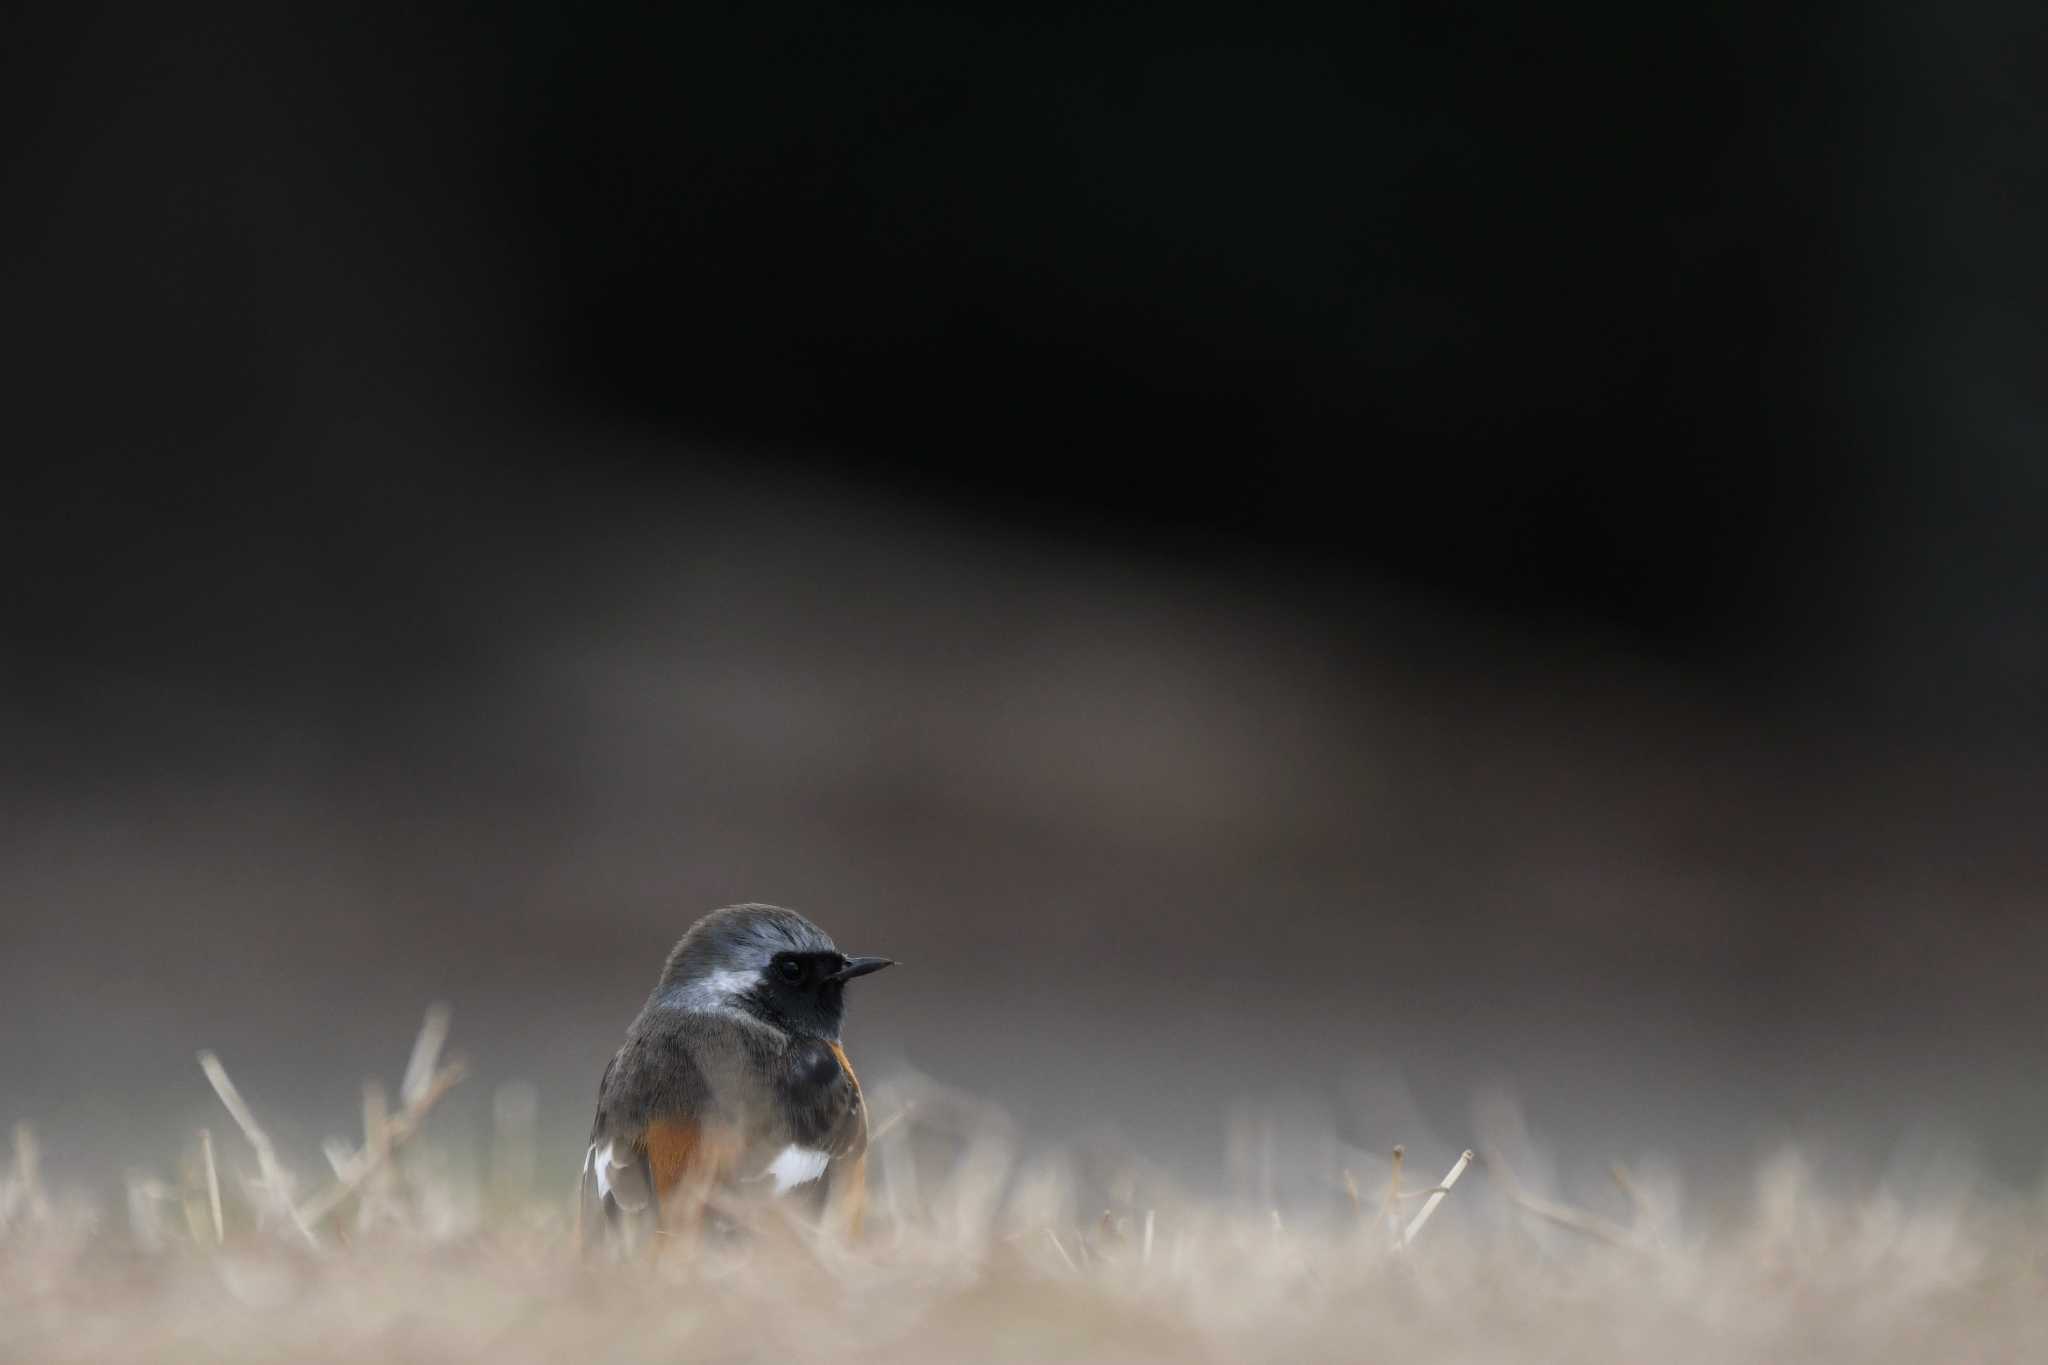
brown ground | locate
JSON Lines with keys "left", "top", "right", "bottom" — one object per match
{"left": 4, "top": 1044, "right": 2042, "bottom": 1365}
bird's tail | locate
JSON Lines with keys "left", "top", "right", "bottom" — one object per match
{"left": 576, "top": 1139, "right": 656, "bottom": 1259}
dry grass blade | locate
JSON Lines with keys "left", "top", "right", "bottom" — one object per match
{"left": 198, "top": 1051, "right": 320, "bottom": 1248}
{"left": 296, "top": 1058, "right": 467, "bottom": 1230}
{"left": 294, "top": 1009, "right": 468, "bottom": 1233}
{"left": 1487, "top": 1146, "right": 1638, "bottom": 1248}
{"left": 868, "top": 1103, "right": 915, "bottom": 1145}
{"left": 357, "top": 1081, "right": 397, "bottom": 1232}
{"left": 1374, "top": 1144, "right": 1405, "bottom": 1242}
{"left": 363, "top": 1083, "right": 390, "bottom": 1152}
{"left": 1402, "top": 1150, "right": 1474, "bottom": 1245}
{"left": 200, "top": 1128, "right": 224, "bottom": 1244}
{"left": 1045, "top": 1227, "right": 1079, "bottom": 1273}
{"left": 400, "top": 1003, "right": 453, "bottom": 1108}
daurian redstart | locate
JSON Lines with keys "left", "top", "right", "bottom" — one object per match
{"left": 579, "top": 903, "right": 894, "bottom": 1249}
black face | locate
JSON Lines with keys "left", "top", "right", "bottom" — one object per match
{"left": 754, "top": 950, "right": 893, "bottom": 1038}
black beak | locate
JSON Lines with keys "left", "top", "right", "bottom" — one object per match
{"left": 823, "top": 955, "right": 895, "bottom": 984}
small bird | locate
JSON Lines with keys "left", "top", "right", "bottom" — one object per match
{"left": 579, "top": 903, "right": 894, "bottom": 1251}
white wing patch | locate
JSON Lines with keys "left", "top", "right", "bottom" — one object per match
{"left": 763, "top": 1144, "right": 832, "bottom": 1194}
{"left": 589, "top": 1139, "right": 652, "bottom": 1212}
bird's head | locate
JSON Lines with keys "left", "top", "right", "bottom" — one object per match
{"left": 655, "top": 903, "right": 893, "bottom": 1039}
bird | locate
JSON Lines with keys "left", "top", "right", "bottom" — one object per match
{"left": 578, "top": 903, "right": 894, "bottom": 1253}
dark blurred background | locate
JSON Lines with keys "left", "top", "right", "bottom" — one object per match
{"left": 4, "top": 3, "right": 2044, "bottom": 1198}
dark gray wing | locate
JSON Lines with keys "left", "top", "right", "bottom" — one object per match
{"left": 577, "top": 1044, "right": 683, "bottom": 1254}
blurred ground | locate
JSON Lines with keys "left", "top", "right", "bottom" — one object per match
{"left": 3, "top": 1063, "right": 2043, "bottom": 1365}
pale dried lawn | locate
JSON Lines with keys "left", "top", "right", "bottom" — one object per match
{"left": 3, "top": 1008, "right": 2041, "bottom": 1363}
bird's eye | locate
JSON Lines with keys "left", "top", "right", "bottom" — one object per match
{"left": 778, "top": 959, "right": 802, "bottom": 983}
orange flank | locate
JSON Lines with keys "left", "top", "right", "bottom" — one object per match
{"left": 826, "top": 1041, "right": 862, "bottom": 1096}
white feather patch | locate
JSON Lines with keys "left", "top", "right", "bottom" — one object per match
{"left": 763, "top": 1144, "right": 831, "bottom": 1194}
{"left": 591, "top": 1139, "right": 651, "bottom": 1212}
{"left": 663, "top": 967, "right": 761, "bottom": 1015}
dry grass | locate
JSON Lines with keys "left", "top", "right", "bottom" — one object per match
{"left": 3, "top": 1008, "right": 2043, "bottom": 1363}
